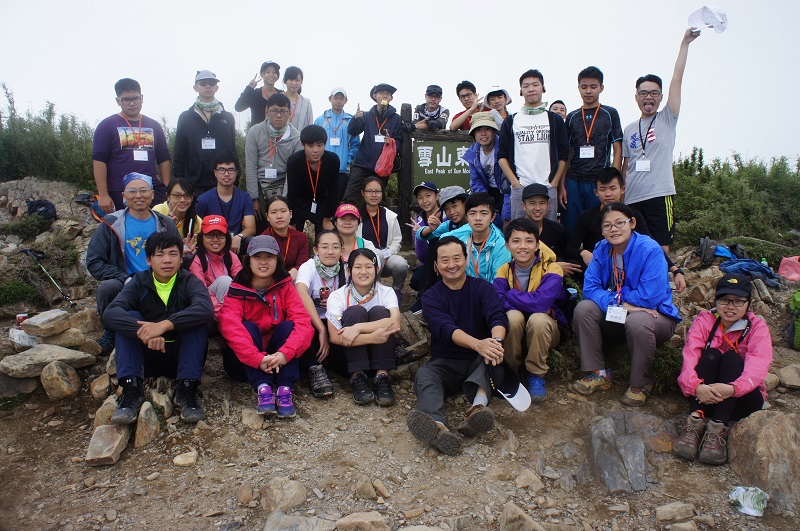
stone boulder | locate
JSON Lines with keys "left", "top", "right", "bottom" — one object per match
{"left": 729, "top": 411, "right": 800, "bottom": 512}
{"left": 9, "top": 328, "right": 38, "bottom": 351}
{"left": 68, "top": 307, "right": 102, "bottom": 334}
{"left": 0, "top": 344, "right": 95, "bottom": 378}
{"left": 0, "top": 372, "right": 38, "bottom": 398}
{"left": 42, "top": 327, "right": 85, "bottom": 348}
{"left": 778, "top": 364, "right": 800, "bottom": 389}
{"left": 94, "top": 395, "right": 118, "bottom": 427}
{"left": 260, "top": 476, "right": 306, "bottom": 513}
{"left": 263, "top": 511, "right": 334, "bottom": 531}
{"left": 335, "top": 512, "right": 389, "bottom": 531}
{"left": 499, "top": 502, "right": 545, "bottom": 531}
{"left": 90, "top": 373, "right": 110, "bottom": 399}
{"left": 21, "top": 309, "right": 71, "bottom": 337}
{"left": 133, "top": 402, "right": 160, "bottom": 448}
{"left": 40, "top": 360, "right": 82, "bottom": 400}
{"left": 85, "top": 424, "right": 130, "bottom": 466}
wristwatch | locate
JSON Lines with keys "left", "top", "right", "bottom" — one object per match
{"left": 673, "top": 268, "right": 685, "bottom": 276}
{"left": 493, "top": 337, "right": 504, "bottom": 342}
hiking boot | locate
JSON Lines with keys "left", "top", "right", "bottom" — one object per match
{"left": 407, "top": 410, "right": 461, "bottom": 455}
{"left": 97, "top": 329, "right": 115, "bottom": 356}
{"left": 619, "top": 384, "right": 653, "bottom": 407}
{"left": 699, "top": 420, "right": 729, "bottom": 465}
{"left": 410, "top": 298, "right": 422, "bottom": 315}
{"left": 571, "top": 371, "right": 612, "bottom": 395}
{"left": 673, "top": 414, "right": 706, "bottom": 461}
{"left": 174, "top": 379, "right": 205, "bottom": 423}
{"left": 111, "top": 376, "right": 144, "bottom": 425}
{"left": 457, "top": 404, "right": 495, "bottom": 438}
{"left": 396, "top": 344, "right": 426, "bottom": 365}
{"left": 256, "top": 384, "right": 276, "bottom": 415}
{"left": 527, "top": 374, "right": 547, "bottom": 402}
{"left": 308, "top": 365, "right": 334, "bottom": 398}
{"left": 373, "top": 374, "right": 395, "bottom": 407}
{"left": 276, "top": 386, "right": 296, "bottom": 418}
{"left": 351, "top": 372, "right": 374, "bottom": 405}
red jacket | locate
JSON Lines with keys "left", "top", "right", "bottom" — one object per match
{"left": 678, "top": 310, "right": 773, "bottom": 400}
{"left": 218, "top": 276, "right": 313, "bottom": 368}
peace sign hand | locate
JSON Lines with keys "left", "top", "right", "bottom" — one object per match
{"left": 248, "top": 73, "right": 260, "bottom": 88}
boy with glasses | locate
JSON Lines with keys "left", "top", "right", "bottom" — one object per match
{"left": 621, "top": 28, "right": 701, "bottom": 252}
{"left": 92, "top": 78, "right": 171, "bottom": 213}
{"left": 196, "top": 152, "right": 256, "bottom": 254}
{"left": 450, "top": 81, "right": 482, "bottom": 131}
{"left": 173, "top": 70, "right": 239, "bottom": 197}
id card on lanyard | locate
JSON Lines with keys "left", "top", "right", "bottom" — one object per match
{"left": 606, "top": 250, "right": 627, "bottom": 323}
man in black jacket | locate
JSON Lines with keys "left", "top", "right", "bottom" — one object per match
{"left": 103, "top": 231, "right": 215, "bottom": 424}
{"left": 173, "top": 70, "right": 239, "bottom": 196}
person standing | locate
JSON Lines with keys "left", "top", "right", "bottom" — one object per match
{"left": 450, "top": 81, "right": 483, "bottom": 131}
{"left": 234, "top": 60, "right": 282, "bottom": 127}
{"left": 314, "top": 88, "right": 361, "bottom": 203}
{"left": 283, "top": 66, "right": 314, "bottom": 131}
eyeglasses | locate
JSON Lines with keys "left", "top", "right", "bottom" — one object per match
{"left": 215, "top": 168, "right": 237, "bottom": 175}
{"left": 119, "top": 96, "right": 142, "bottom": 105}
{"left": 268, "top": 109, "right": 290, "bottom": 116}
{"left": 601, "top": 218, "right": 633, "bottom": 232}
{"left": 197, "top": 81, "right": 217, "bottom": 87}
{"left": 170, "top": 193, "right": 192, "bottom": 200}
{"left": 716, "top": 297, "right": 748, "bottom": 308}
{"left": 458, "top": 92, "right": 475, "bottom": 100}
{"left": 636, "top": 90, "right": 662, "bottom": 98}
{"left": 364, "top": 190, "right": 383, "bottom": 195}
{"left": 205, "top": 232, "right": 226, "bottom": 240}
{"left": 317, "top": 244, "right": 342, "bottom": 251}
{"left": 123, "top": 188, "right": 152, "bottom": 196}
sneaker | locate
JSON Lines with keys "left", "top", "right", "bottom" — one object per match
{"left": 673, "top": 414, "right": 706, "bottom": 461}
{"left": 256, "top": 384, "right": 276, "bottom": 415}
{"left": 527, "top": 374, "right": 547, "bottom": 402}
{"left": 698, "top": 420, "right": 728, "bottom": 465}
{"left": 395, "top": 344, "right": 426, "bottom": 365}
{"left": 351, "top": 372, "right": 374, "bottom": 405}
{"left": 373, "top": 374, "right": 395, "bottom": 407}
{"left": 97, "top": 329, "right": 115, "bottom": 356}
{"left": 457, "top": 404, "right": 495, "bottom": 438}
{"left": 111, "top": 376, "right": 144, "bottom": 425}
{"left": 174, "top": 379, "right": 205, "bottom": 423}
{"left": 308, "top": 365, "right": 334, "bottom": 398}
{"left": 276, "top": 386, "right": 296, "bottom": 418}
{"left": 571, "top": 371, "right": 612, "bottom": 395}
{"left": 619, "top": 384, "right": 653, "bottom": 407}
{"left": 407, "top": 410, "right": 461, "bottom": 455}
{"left": 410, "top": 298, "right": 422, "bottom": 315}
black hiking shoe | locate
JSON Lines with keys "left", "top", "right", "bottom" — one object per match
{"left": 351, "top": 372, "right": 374, "bottom": 405}
{"left": 309, "top": 365, "right": 334, "bottom": 398}
{"left": 111, "top": 376, "right": 144, "bottom": 425}
{"left": 174, "top": 379, "right": 205, "bottom": 423}
{"left": 373, "top": 374, "right": 395, "bottom": 407}
{"left": 97, "top": 329, "right": 115, "bottom": 356}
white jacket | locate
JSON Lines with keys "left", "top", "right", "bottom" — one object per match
{"left": 357, "top": 207, "right": 402, "bottom": 256}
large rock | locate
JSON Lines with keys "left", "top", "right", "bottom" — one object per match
{"left": 40, "top": 360, "right": 81, "bottom": 400}
{"left": 499, "top": 502, "right": 545, "bottom": 531}
{"left": 0, "top": 372, "right": 38, "bottom": 398}
{"left": 9, "top": 328, "right": 38, "bottom": 351}
{"left": 94, "top": 395, "right": 119, "bottom": 427}
{"left": 354, "top": 475, "right": 377, "bottom": 500}
{"left": 69, "top": 308, "right": 102, "bottom": 334}
{"left": 335, "top": 512, "right": 389, "bottom": 531}
{"left": 729, "top": 411, "right": 800, "bottom": 512}
{"left": 655, "top": 502, "right": 695, "bottom": 522}
{"left": 133, "top": 402, "right": 160, "bottom": 448}
{"left": 588, "top": 411, "right": 676, "bottom": 494}
{"left": 85, "top": 424, "right": 129, "bottom": 466}
{"left": 42, "top": 327, "right": 85, "bottom": 348}
{"left": 0, "top": 344, "right": 95, "bottom": 378}
{"left": 106, "top": 350, "right": 116, "bottom": 376}
{"left": 90, "top": 373, "right": 110, "bottom": 399}
{"left": 778, "top": 364, "right": 800, "bottom": 389}
{"left": 21, "top": 309, "right": 71, "bottom": 337}
{"left": 260, "top": 476, "right": 307, "bottom": 513}
{"left": 514, "top": 469, "right": 545, "bottom": 494}
{"left": 263, "top": 511, "right": 335, "bottom": 531}
{"left": 242, "top": 408, "right": 265, "bottom": 430}
{"left": 150, "top": 390, "right": 172, "bottom": 419}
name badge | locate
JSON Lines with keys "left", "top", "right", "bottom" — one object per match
{"left": 329, "top": 137, "right": 341, "bottom": 146}
{"left": 605, "top": 305, "right": 628, "bottom": 324}
{"left": 579, "top": 145, "right": 595, "bottom": 159}
{"left": 202, "top": 137, "right": 216, "bottom": 150}
{"left": 133, "top": 149, "right": 148, "bottom": 161}
{"left": 635, "top": 159, "right": 651, "bottom": 172}
{"left": 374, "top": 134, "right": 386, "bottom": 143}
{"left": 310, "top": 201, "right": 317, "bottom": 214}
{"left": 265, "top": 168, "right": 278, "bottom": 180}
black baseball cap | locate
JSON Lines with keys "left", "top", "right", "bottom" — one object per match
{"left": 715, "top": 273, "right": 752, "bottom": 299}
{"left": 426, "top": 84, "right": 443, "bottom": 96}
{"left": 413, "top": 181, "right": 439, "bottom": 195}
{"left": 522, "top": 183, "right": 549, "bottom": 200}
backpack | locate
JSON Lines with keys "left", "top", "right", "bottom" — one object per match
{"left": 788, "top": 290, "right": 800, "bottom": 350}
{"left": 26, "top": 199, "right": 57, "bottom": 221}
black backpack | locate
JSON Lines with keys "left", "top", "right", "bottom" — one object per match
{"left": 26, "top": 199, "right": 57, "bottom": 221}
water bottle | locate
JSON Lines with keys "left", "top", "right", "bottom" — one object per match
{"left": 761, "top": 257, "right": 768, "bottom": 268}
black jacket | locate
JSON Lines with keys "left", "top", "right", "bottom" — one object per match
{"left": 348, "top": 105, "right": 403, "bottom": 171}
{"left": 497, "top": 110, "right": 569, "bottom": 183}
{"left": 173, "top": 105, "right": 239, "bottom": 190}
{"left": 102, "top": 268, "right": 214, "bottom": 340}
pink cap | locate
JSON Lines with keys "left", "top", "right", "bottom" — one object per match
{"left": 334, "top": 204, "right": 360, "bottom": 220}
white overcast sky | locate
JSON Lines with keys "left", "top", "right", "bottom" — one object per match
{"left": 1, "top": 0, "right": 796, "bottom": 162}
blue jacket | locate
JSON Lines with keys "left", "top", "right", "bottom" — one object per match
{"left": 442, "top": 223, "right": 511, "bottom": 282}
{"left": 462, "top": 141, "right": 511, "bottom": 222}
{"left": 314, "top": 110, "right": 361, "bottom": 173}
{"left": 584, "top": 231, "right": 680, "bottom": 322}
{"left": 348, "top": 105, "right": 403, "bottom": 171}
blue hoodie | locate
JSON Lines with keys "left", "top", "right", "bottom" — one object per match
{"left": 461, "top": 141, "right": 511, "bottom": 221}
{"left": 314, "top": 110, "right": 361, "bottom": 173}
{"left": 441, "top": 223, "right": 511, "bottom": 282}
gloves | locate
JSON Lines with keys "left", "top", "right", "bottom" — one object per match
{"left": 426, "top": 119, "right": 440, "bottom": 131}
{"left": 402, "top": 122, "right": 416, "bottom": 134}
{"left": 208, "top": 275, "right": 233, "bottom": 304}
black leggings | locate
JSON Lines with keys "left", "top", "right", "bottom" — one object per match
{"left": 688, "top": 348, "right": 763, "bottom": 424}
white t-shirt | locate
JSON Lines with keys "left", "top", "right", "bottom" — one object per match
{"left": 512, "top": 112, "right": 551, "bottom": 187}
{"left": 622, "top": 108, "right": 679, "bottom": 204}
{"left": 325, "top": 283, "right": 398, "bottom": 330}
{"left": 295, "top": 258, "right": 343, "bottom": 300}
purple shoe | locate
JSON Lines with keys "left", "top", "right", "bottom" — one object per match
{"left": 257, "top": 384, "right": 276, "bottom": 416}
{"left": 276, "top": 386, "right": 296, "bottom": 418}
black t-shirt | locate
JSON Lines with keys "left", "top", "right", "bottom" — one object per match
{"left": 565, "top": 207, "right": 651, "bottom": 261}
{"left": 565, "top": 106, "right": 623, "bottom": 182}
{"left": 538, "top": 218, "right": 570, "bottom": 259}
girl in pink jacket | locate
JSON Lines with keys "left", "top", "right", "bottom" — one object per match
{"left": 189, "top": 215, "right": 242, "bottom": 320}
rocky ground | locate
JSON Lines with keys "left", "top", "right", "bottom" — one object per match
{"left": 0, "top": 177, "right": 799, "bottom": 530}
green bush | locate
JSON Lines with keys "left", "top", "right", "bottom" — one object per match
{"left": 0, "top": 214, "right": 52, "bottom": 240}
{"left": 0, "top": 278, "right": 40, "bottom": 305}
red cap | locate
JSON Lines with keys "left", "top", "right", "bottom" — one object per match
{"left": 201, "top": 215, "right": 228, "bottom": 234}
{"left": 334, "top": 204, "right": 360, "bottom": 220}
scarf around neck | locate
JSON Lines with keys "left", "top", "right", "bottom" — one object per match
{"left": 195, "top": 98, "right": 221, "bottom": 114}
{"left": 314, "top": 255, "right": 340, "bottom": 280}
{"left": 520, "top": 102, "right": 548, "bottom": 116}
{"left": 349, "top": 283, "right": 376, "bottom": 305}
{"left": 267, "top": 121, "right": 287, "bottom": 139}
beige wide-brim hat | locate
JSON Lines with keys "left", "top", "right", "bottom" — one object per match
{"left": 469, "top": 112, "right": 500, "bottom": 136}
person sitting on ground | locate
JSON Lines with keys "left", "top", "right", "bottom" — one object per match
{"left": 549, "top": 100, "right": 567, "bottom": 121}
{"left": 407, "top": 236, "right": 509, "bottom": 455}
{"left": 463, "top": 112, "right": 509, "bottom": 226}
{"left": 673, "top": 273, "right": 772, "bottom": 465}
{"left": 286, "top": 124, "right": 339, "bottom": 235}
{"left": 406, "top": 182, "right": 442, "bottom": 312}
{"left": 408, "top": 85, "right": 450, "bottom": 131}
{"left": 484, "top": 86, "right": 512, "bottom": 128}
{"left": 188, "top": 215, "right": 243, "bottom": 321}
{"left": 520, "top": 183, "right": 579, "bottom": 278}
{"left": 235, "top": 60, "right": 282, "bottom": 126}
{"left": 87, "top": 173, "right": 179, "bottom": 355}
{"left": 282, "top": 66, "right": 314, "bottom": 132}
{"left": 104, "top": 231, "right": 214, "bottom": 424}
{"left": 259, "top": 195, "right": 310, "bottom": 280}
{"left": 439, "top": 193, "right": 511, "bottom": 283}
{"left": 152, "top": 178, "right": 202, "bottom": 256}
{"left": 571, "top": 202, "right": 680, "bottom": 406}
{"left": 295, "top": 230, "right": 345, "bottom": 398}
{"left": 494, "top": 218, "right": 565, "bottom": 402}
{"left": 218, "top": 236, "right": 314, "bottom": 418}
{"left": 195, "top": 152, "right": 256, "bottom": 254}
{"left": 333, "top": 203, "right": 382, "bottom": 269}
{"left": 326, "top": 248, "right": 401, "bottom": 406}
{"left": 450, "top": 81, "right": 483, "bottom": 131}
{"left": 358, "top": 177, "right": 407, "bottom": 304}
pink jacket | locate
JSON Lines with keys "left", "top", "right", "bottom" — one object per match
{"left": 218, "top": 277, "right": 313, "bottom": 369}
{"left": 678, "top": 310, "right": 773, "bottom": 400}
{"left": 189, "top": 251, "right": 243, "bottom": 317}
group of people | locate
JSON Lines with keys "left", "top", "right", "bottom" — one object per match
{"left": 84, "top": 27, "right": 771, "bottom": 463}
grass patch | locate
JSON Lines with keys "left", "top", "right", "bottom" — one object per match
{"left": 0, "top": 278, "right": 40, "bottom": 305}
{"left": 725, "top": 236, "right": 800, "bottom": 267}
{"left": 0, "top": 215, "right": 52, "bottom": 240}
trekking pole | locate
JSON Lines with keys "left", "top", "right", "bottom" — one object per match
{"left": 19, "top": 249, "right": 77, "bottom": 307}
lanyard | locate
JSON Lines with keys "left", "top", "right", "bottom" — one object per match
{"left": 581, "top": 104, "right": 600, "bottom": 144}
{"left": 346, "top": 288, "right": 375, "bottom": 307}
{"left": 368, "top": 209, "right": 382, "bottom": 248}
{"left": 119, "top": 113, "right": 144, "bottom": 147}
{"left": 511, "top": 263, "right": 530, "bottom": 292}
{"left": 374, "top": 114, "right": 388, "bottom": 134}
{"left": 207, "top": 254, "right": 227, "bottom": 280}
{"left": 721, "top": 332, "right": 742, "bottom": 354}
{"left": 268, "top": 227, "right": 291, "bottom": 261}
{"left": 638, "top": 113, "right": 657, "bottom": 157}
{"left": 306, "top": 158, "right": 321, "bottom": 202}
{"left": 320, "top": 275, "right": 337, "bottom": 289}
{"left": 470, "top": 237, "right": 487, "bottom": 278}
{"left": 268, "top": 137, "right": 277, "bottom": 166}
{"left": 612, "top": 250, "right": 624, "bottom": 304}
{"left": 325, "top": 112, "right": 346, "bottom": 136}
{"left": 289, "top": 96, "right": 299, "bottom": 123}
